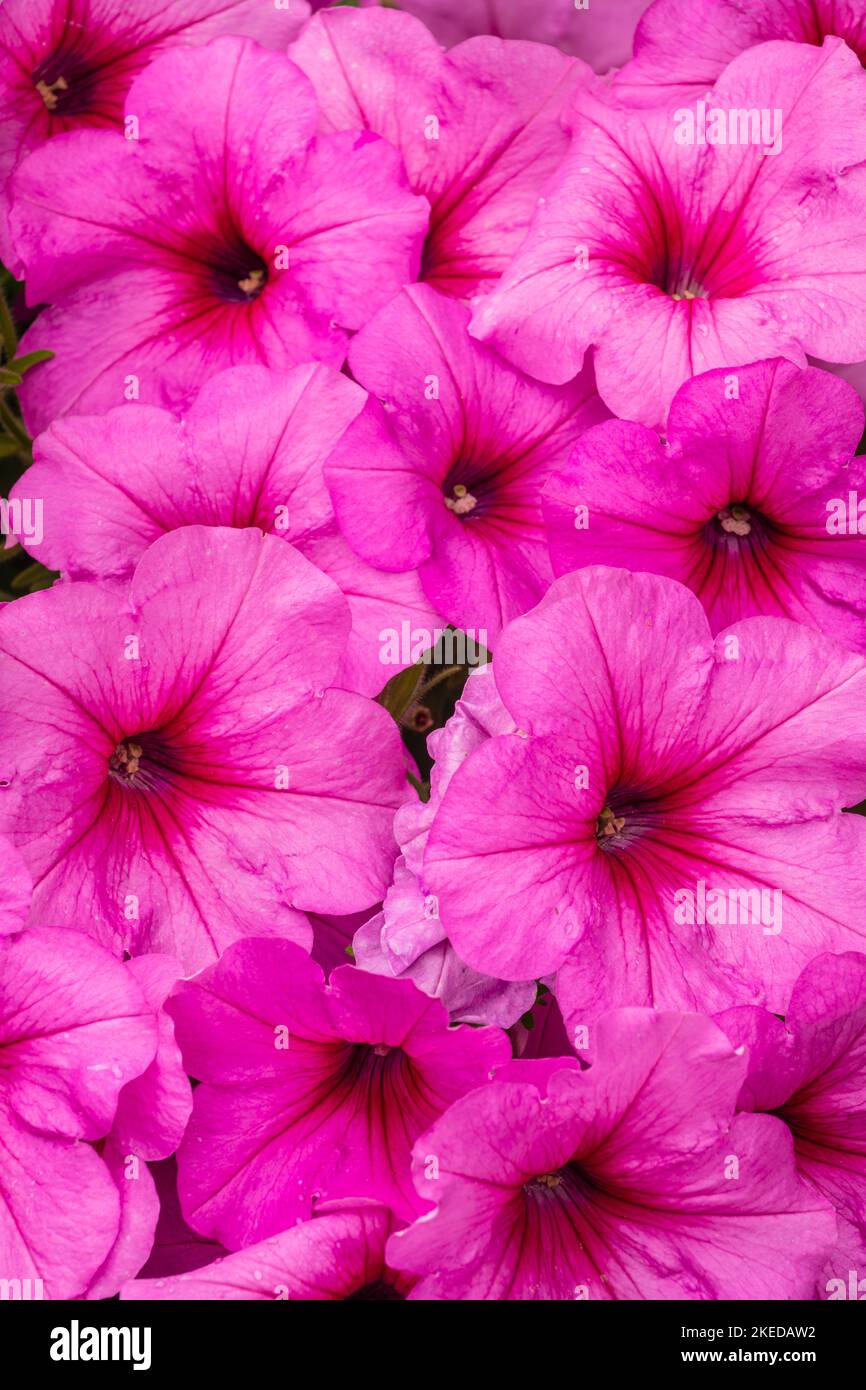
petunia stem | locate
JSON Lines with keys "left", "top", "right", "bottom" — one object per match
{"left": 417, "top": 665, "right": 464, "bottom": 699}
{"left": 0, "top": 397, "right": 29, "bottom": 449}
{"left": 0, "top": 292, "right": 18, "bottom": 362}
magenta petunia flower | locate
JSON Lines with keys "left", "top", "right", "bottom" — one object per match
{"left": 168, "top": 938, "right": 510, "bottom": 1246}
{"left": 8, "top": 36, "right": 428, "bottom": 435}
{"left": 124, "top": 1201, "right": 414, "bottom": 1301}
{"left": 354, "top": 664, "right": 536, "bottom": 1027}
{"left": 14, "top": 362, "right": 441, "bottom": 696}
{"left": 393, "top": 0, "right": 653, "bottom": 74}
{"left": 715, "top": 952, "right": 866, "bottom": 1298}
{"left": 0, "top": 927, "right": 160, "bottom": 1298}
{"left": 324, "top": 283, "right": 610, "bottom": 643}
{"left": 617, "top": 0, "right": 866, "bottom": 105}
{"left": 423, "top": 566, "right": 866, "bottom": 1019}
{"left": 0, "top": 0, "right": 309, "bottom": 263}
{"left": 290, "top": 6, "right": 592, "bottom": 298}
{"left": 0, "top": 526, "right": 407, "bottom": 971}
{"left": 543, "top": 359, "right": 866, "bottom": 648}
{"left": 471, "top": 38, "right": 866, "bottom": 428}
{"left": 388, "top": 1009, "right": 836, "bottom": 1299}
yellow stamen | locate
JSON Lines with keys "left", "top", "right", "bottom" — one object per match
{"left": 596, "top": 806, "right": 626, "bottom": 840}
{"left": 717, "top": 504, "right": 752, "bottom": 537}
{"left": 36, "top": 76, "right": 68, "bottom": 111}
{"left": 110, "top": 740, "right": 144, "bottom": 780}
{"left": 238, "top": 268, "right": 265, "bottom": 297}
{"left": 445, "top": 483, "right": 477, "bottom": 516}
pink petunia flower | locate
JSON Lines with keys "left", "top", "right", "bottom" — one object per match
{"left": 616, "top": 0, "right": 866, "bottom": 106}
{"left": 471, "top": 38, "right": 866, "bottom": 428}
{"left": 392, "top": 0, "right": 653, "bottom": 74}
{"left": 423, "top": 566, "right": 866, "bottom": 1019}
{"left": 0, "top": 927, "right": 160, "bottom": 1298}
{"left": 324, "top": 283, "right": 610, "bottom": 643}
{"left": 13, "top": 362, "right": 441, "bottom": 696}
{"left": 8, "top": 36, "right": 428, "bottom": 435}
{"left": 354, "top": 664, "right": 536, "bottom": 1027}
{"left": 123, "top": 1201, "right": 414, "bottom": 1301}
{"left": 387, "top": 1009, "right": 836, "bottom": 1299}
{"left": 0, "top": 0, "right": 309, "bottom": 263}
{"left": 0, "top": 526, "right": 407, "bottom": 971}
{"left": 543, "top": 359, "right": 866, "bottom": 648}
{"left": 290, "top": 6, "right": 592, "bottom": 298}
{"left": 715, "top": 952, "right": 866, "bottom": 1299}
{"left": 168, "top": 938, "right": 510, "bottom": 1246}
{"left": 84, "top": 954, "right": 192, "bottom": 1298}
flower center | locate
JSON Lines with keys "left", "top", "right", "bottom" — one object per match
{"left": 31, "top": 47, "right": 101, "bottom": 117}
{"left": 36, "top": 75, "right": 69, "bottom": 111}
{"left": 528, "top": 1172, "right": 563, "bottom": 1190}
{"left": 596, "top": 805, "right": 626, "bottom": 842}
{"left": 108, "top": 732, "right": 178, "bottom": 790}
{"left": 669, "top": 281, "right": 708, "bottom": 301}
{"left": 237, "top": 268, "right": 265, "bottom": 298}
{"left": 716, "top": 503, "right": 752, "bottom": 537}
{"left": 444, "top": 483, "right": 478, "bottom": 516}
{"left": 203, "top": 236, "right": 269, "bottom": 303}
{"left": 109, "top": 739, "right": 144, "bottom": 783}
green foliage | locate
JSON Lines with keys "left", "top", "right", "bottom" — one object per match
{"left": 0, "top": 264, "right": 57, "bottom": 597}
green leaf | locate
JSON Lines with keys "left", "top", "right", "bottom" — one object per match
{"left": 406, "top": 771, "right": 431, "bottom": 802}
{"left": 10, "top": 561, "right": 59, "bottom": 594}
{"left": 379, "top": 661, "right": 424, "bottom": 720}
{"left": 8, "top": 349, "right": 54, "bottom": 374}
{"left": 0, "top": 368, "right": 22, "bottom": 388}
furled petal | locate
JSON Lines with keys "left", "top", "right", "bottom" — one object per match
{"left": 83, "top": 1137, "right": 160, "bottom": 1300}
{"left": 123, "top": 1202, "right": 412, "bottom": 1300}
